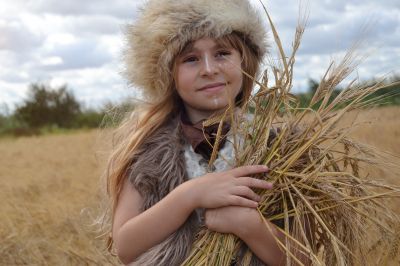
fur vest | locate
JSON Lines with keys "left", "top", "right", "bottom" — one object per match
{"left": 127, "top": 116, "right": 266, "bottom": 266}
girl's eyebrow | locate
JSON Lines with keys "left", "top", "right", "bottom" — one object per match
{"left": 180, "top": 43, "right": 226, "bottom": 56}
{"left": 180, "top": 43, "right": 195, "bottom": 56}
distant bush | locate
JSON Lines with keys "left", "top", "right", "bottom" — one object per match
{"left": 0, "top": 82, "right": 139, "bottom": 137}
{"left": 296, "top": 76, "right": 400, "bottom": 108}
{"left": 99, "top": 101, "right": 136, "bottom": 128}
{"left": 0, "top": 113, "right": 36, "bottom": 137}
{"left": 14, "top": 83, "right": 81, "bottom": 129}
{"left": 75, "top": 109, "right": 105, "bottom": 128}
{"left": 0, "top": 114, "right": 6, "bottom": 129}
{"left": 363, "top": 78, "right": 400, "bottom": 106}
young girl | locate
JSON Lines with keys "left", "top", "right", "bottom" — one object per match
{"left": 106, "top": 0, "right": 288, "bottom": 265}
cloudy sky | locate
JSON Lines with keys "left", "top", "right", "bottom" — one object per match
{"left": 1, "top": 0, "right": 399, "bottom": 113}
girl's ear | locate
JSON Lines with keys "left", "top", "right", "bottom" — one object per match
{"left": 174, "top": 91, "right": 185, "bottom": 112}
{"left": 235, "top": 88, "right": 244, "bottom": 106}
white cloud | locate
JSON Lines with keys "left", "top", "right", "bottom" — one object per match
{"left": 0, "top": 80, "right": 30, "bottom": 108}
{"left": 0, "top": 0, "right": 399, "bottom": 111}
{"left": 0, "top": 18, "right": 44, "bottom": 51}
{"left": 41, "top": 56, "right": 64, "bottom": 66}
{"left": 24, "top": 0, "right": 143, "bottom": 20}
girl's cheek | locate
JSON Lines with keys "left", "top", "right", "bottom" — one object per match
{"left": 217, "top": 61, "right": 230, "bottom": 70}
{"left": 212, "top": 96, "right": 219, "bottom": 107}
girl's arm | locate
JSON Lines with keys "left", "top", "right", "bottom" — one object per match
{"left": 239, "top": 210, "right": 312, "bottom": 265}
{"left": 236, "top": 209, "right": 286, "bottom": 265}
{"left": 205, "top": 207, "right": 311, "bottom": 266}
{"left": 112, "top": 165, "right": 271, "bottom": 264}
{"left": 113, "top": 179, "right": 195, "bottom": 264}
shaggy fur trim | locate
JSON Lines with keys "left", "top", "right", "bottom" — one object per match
{"left": 128, "top": 117, "right": 200, "bottom": 265}
{"left": 124, "top": 0, "right": 268, "bottom": 100}
{"left": 128, "top": 118, "right": 187, "bottom": 210}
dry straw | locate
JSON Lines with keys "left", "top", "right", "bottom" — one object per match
{"left": 182, "top": 2, "right": 400, "bottom": 266}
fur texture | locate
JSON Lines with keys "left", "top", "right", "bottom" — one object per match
{"left": 124, "top": 0, "right": 268, "bottom": 101}
{"left": 128, "top": 116, "right": 266, "bottom": 265}
{"left": 128, "top": 117, "right": 200, "bottom": 265}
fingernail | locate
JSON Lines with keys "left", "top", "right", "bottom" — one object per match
{"left": 264, "top": 182, "right": 273, "bottom": 188}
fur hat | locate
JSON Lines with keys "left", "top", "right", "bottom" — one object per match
{"left": 124, "top": 0, "right": 268, "bottom": 100}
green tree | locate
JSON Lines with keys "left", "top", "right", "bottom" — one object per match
{"left": 15, "top": 82, "right": 81, "bottom": 128}
{"left": 308, "top": 78, "right": 319, "bottom": 95}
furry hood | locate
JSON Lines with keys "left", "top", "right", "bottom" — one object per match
{"left": 124, "top": 0, "right": 268, "bottom": 101}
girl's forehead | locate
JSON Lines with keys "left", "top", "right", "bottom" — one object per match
{"left": 180, "top": 37, "right": 231, "bottom": 54}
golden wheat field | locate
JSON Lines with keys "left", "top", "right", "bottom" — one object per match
{"left": 1, "top": 106, "right": 399, "bottom": 266}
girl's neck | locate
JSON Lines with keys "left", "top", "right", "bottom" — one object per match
{"left": 184, "top": 106, "right": 227, "bottom": 124}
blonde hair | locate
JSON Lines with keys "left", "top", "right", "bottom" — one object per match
{"left": 104, "top": 32, "right": 261, "bottom": 250}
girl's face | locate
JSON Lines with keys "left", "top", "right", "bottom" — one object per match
{"left": 175, "top": 37, "right": 243, "bottom": 123}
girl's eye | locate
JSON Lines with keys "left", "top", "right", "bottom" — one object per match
{"left": 182, "top": 56, "right": 198, "bottom": 63}
{"left": 216, "top": 50, "right": 231, "bottom": 58}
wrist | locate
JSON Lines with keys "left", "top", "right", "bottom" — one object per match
{"left": 238, "top": 210, "right": 281, "bottom": 244}
{"left": 235, "top": 208, "right": 261, "bottom": 240}
{"left": 237, "top": 211, "right": 285, "bottom": 266}
{"left": 174, "top": 179, "right": 199, "bottom": 211}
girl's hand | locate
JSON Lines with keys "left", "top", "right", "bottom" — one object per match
{"left": 204, "top": 206, "right": 260, "bottom": 236}
{"left": 184, "top": 165, "right": 272, "bottom": 209}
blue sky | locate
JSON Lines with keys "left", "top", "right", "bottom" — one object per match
{"left": 0, "top": 0, "right": 399, "bottom": 113}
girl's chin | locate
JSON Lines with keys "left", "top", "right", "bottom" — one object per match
{"left": 203, "top": 101, "right": 229, "bottom": 110}
{"left": 198, "top": 104, "right": 231, "bottom": 115}
{"left": 186, "top": 103, "right": 232, "bottom": 121}
{"left": 203, "top": 96, "right": 232, "bottom": 108}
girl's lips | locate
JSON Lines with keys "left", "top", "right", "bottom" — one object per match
{"left": 198, "top": 83, "right": 226, "bottom": 92}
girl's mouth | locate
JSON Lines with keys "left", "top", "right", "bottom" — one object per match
{"left": 198, "top": 82, "right": 226, "bottom": 92}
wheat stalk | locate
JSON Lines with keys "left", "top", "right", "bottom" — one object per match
{"left": 182, "top": 2, "right": 400, "bottom": 266}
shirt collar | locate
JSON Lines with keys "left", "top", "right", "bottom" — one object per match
{"left": 180, "top": 111, "right": 230, "bottom": 160}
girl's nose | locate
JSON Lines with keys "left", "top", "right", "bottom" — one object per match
{"left": 200, "top": 54, "right": 219, "bottom": 76}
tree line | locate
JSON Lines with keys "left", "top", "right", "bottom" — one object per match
{"left": 0, "top": 83, "right": 132, "bottom": 137}
{"left": 1, "top": 77, "right": 399, "bottom": 137}
{"left": 296, "top": 76, "right": 400, "bottom": 109}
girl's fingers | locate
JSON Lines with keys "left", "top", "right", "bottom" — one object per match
{"left": 236, "top": 177, "right": 273, "bottom": 190}
{"left": 229, "top": 195, "right": 258, "bottom": 208}
{"left": 229, "top": 165, "right": 269, "bottom": 177}
{"left": 233, "top": 186, "right": 260, "bottom": 202}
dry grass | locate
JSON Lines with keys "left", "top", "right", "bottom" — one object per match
{"left": 0, "top": 130, "right": 118, "bottom": 265}
{"left": 0, "top": 108, "right": 399, "bottom": 265}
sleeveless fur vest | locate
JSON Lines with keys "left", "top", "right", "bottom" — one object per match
{"left": 127, "top": 116, "right": 266, "bottom": 266}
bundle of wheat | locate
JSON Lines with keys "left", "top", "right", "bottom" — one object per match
{"left": 182, "top": 3, "right": 400, "bottom": 266}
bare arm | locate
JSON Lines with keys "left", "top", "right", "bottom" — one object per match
{"left": 241, "top": 213, "right": 312, "bottom": 265}
{"left": 112, "top": 165, "right": 271, "bottom": 264}
{"left": 113, "top": 179, "right": 195, "bottom": 264}
{"left": 205, "top": 207, "right": 311, "bottom": 266}
{"left": 236, "top": 210, "right": 285, "bottom": 266}
{"left": 204, "top": 207, "right": 284, "bottom": 265}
